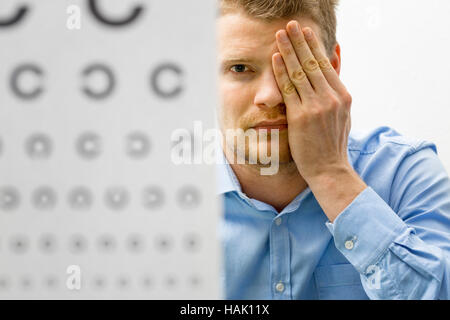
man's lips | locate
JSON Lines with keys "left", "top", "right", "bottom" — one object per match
{"left": 251, "top": 120, "right": 288, "bottom": 130}
{"left": 253, "top": 124, "right": 288, "bottom": 130}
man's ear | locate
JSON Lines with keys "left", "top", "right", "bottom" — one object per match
{"left": 329, "top": 42, "right": 341, "bottom": 76}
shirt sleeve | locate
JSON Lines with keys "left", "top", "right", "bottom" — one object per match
{"left": 325, "top": 144, "right": 450, "bottom": 300}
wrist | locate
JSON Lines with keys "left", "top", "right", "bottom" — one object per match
{"left": 304, "top": 163, "right": 355, "bottom": 185}
{"left": 305, "top": 164, "right": 368, "bottom": 223}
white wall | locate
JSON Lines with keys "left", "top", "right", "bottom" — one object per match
{"left": 337, "top": 0, "right": 450, "bottom": 170}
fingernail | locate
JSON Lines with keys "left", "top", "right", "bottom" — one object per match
{"left": 304, "top": 28, "right": 312, "bottom": 39}
{"left": 278, "top": 30, "right": 288, "bottom": 42}
{"left": 294, "top": 22, "right": 301, "bottom": 34}
{"left": 288, "top": 21, "right": 300, "bottom": 35}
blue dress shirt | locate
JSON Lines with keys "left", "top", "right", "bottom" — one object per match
{"left": 216, "top": 126, "right": 450, "bottom": 299}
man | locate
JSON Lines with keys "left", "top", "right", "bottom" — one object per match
{"left": 215, "top": 0, "right": 450, "bottom": 299}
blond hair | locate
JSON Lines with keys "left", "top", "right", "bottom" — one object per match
{"left": 220, "top": 0, "right": 339, "bottom": 57}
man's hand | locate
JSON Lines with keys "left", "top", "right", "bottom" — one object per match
{"left": 272, "top": 20, "right": 367, "bottom": 222}
{"left": 273, "top": 20, "right": 351, "bottom": 181}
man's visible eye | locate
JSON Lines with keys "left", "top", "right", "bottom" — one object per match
{"left": 230, "top": 64, "right": 250, "bottom": 73}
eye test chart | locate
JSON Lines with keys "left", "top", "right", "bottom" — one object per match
{"left": 0, "top": 0, "right": 221, "bottom": 299}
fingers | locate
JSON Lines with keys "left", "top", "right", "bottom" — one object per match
{"left": 301, "top": 26, "right": 347, "bottom": 94}
{"left": 275, "top": 30, "right": 314, "bottom": 100}
{"left": 272, "top": 52, "right": 303, "bottom": 110}
{"left": 273, "top": 20, "right": 351, "bottom": 113}
{"left": 283, "top": 21, "right": 330, "bottom": 92}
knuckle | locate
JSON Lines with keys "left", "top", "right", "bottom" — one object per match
{"left": 275, "top": 68, "right": 285, "bottom": 78}
{"left": 296, "top": 112, "right": 310, "bottom": 125}
{"left": 309, "top": 40, "right": 320, "bottom": 50}
{"left": 294, "top": 39, "right": 308, "bottom": 48}
{"left": 318, "top": 59, "right": 333, "bottom": 71}
{"left": 309, "top": 107, "right": 323, "bottom": 118}
{"left": 282, "top": 81, "right": 297, "bottom": 95}
{"left": 283, "top": 46, "right": 293, "bottom": 56}
{"left": 291, "top": 68, "right": 307, "bottom": 82}
{"left": 328, "top": 96, "right": 340, "bottom": 109}
{"left": 342, "top": 92, "right": 353, "bottom": 106}
{"left": 321, "top": 93, "right": 340, "bottom": 111}
{"left": 304, "top": 58, "right": 319, "bottom": 72}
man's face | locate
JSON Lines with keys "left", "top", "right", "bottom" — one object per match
{"left": 217, "top": 10, "right": 329, "bottom": 165}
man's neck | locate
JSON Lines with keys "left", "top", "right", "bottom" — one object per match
{"left": 225, "top": 151, "right": 308, "bottom": 213}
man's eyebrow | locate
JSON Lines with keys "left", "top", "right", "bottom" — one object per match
{"left": 220, "top": 58, "right": 255, "bottom": 66}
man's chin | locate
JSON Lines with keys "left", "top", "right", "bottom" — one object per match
{"left": 242, "top": 142, "right": 293, "bottom": 165}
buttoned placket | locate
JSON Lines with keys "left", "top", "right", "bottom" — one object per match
{"left": 270, "top": 212, "right": 291, "bottom": 299}
{"left": 234, "top": 187, "right": 311, "bottom": 300}
{"left": 268, "top": 189, "right": 312, "bottom": 299}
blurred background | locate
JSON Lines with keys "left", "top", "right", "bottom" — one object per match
{"left": 0, "top": 0, "right": 221, "bottom": 299}
{"left": 338, "top": 0, "right": 450, "bottom": 169}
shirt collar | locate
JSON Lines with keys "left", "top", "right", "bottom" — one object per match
{"left": 215, "top": 149, "right": 313, "bottom": 214}
{"left": 215, "top": 149, "right": 242, "bottom": 195}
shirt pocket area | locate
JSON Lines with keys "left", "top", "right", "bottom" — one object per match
{"left": 314, "top": 263, "right": 369, "bottom": 300}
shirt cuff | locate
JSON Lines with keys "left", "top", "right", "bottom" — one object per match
{"left": 325, "top": 186, "right": 409, "bottom": 274}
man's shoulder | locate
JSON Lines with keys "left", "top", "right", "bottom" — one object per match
{"left": 348, "top": 126, "right": 441, "bottom": 202}
{"left": 348, "top": 126, "right": 437, "bottom": 157}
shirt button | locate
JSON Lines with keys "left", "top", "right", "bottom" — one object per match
{"left": 344, "top": 240, "right": 354, "bottom": 250}
{"left": 275, "top": 282, "right": 285, "bottom": 292}
{"left": 275, "top": 217, "right": 282, "bottom": 226}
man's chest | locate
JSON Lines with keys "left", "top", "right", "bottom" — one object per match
{"left": 221, "top": 195, "right": 369, "bottom": 299}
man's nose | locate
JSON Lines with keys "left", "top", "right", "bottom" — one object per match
{"left": 254, "top": 69, "right": 284, "bottom": 109}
